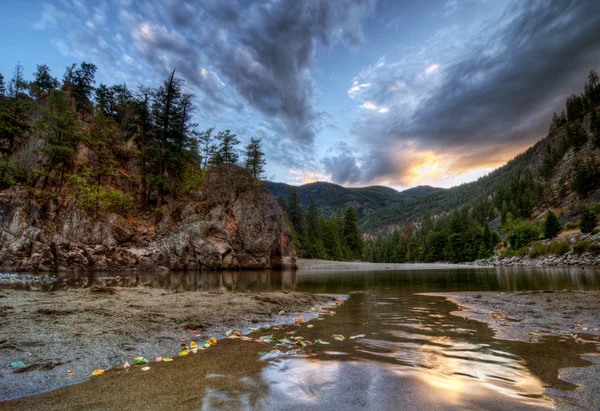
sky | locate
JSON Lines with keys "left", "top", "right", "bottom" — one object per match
{"left": 2, "top": 0, "right": 600, "bottom": 190}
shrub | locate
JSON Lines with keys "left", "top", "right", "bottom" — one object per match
{"left": 564, "top": 221, "right": 579, "bottom": 230}
{"left": 580, "top": 209, "right": 598, "bottom": 234}
{"left": 70, "top": 174, "right": 135, "bottom": 217}
{"left": 499, "top": 248, "right": 515, "bottom": 259}
{"left": 0, "top": 154, "right": 19, "bottom": 188}
{"left": 588, "top": 243, "right": 600, "bottom": 255}
{"left": 572, "top": 239, "right": 590, "bottom": 254}
{"left": 509, "top": 221, "right": 540, "bottom": 249}
{"left": 528, "top": 241, "right": 549, "bottom": 259}
{"left": 548, "top": 239, "right": 570, "bottom": 255}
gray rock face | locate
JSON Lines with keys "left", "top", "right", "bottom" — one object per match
{"left": 0, "top": 166, "right": 296, "bottom": 271}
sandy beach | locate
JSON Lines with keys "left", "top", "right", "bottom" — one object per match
{"left": 0, "top": 287, "right": 336, "bottom": 401}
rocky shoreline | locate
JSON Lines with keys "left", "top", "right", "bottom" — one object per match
{"left": 471, "top": 233, "right": 600, "bottom": 268}
{"left": 297, "top": 258, "right": 477, "bottom": 271}
{"left": 0, "top": 287, "right": 336, "bottom": 401}
{"left": 470, "top": 252, "right": 600, "bottom": 268}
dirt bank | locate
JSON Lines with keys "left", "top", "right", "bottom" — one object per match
{"left": 426, "top": 291, "right": 600, "bottom": 411}
{"left": 0, "top": 288, "right": 336, "bottom": 401}
{"left": 298, "top": 259, "right": 478, "bottom": 271}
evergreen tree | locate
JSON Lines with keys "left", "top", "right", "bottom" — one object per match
{"left": 0, "top": 74, "right": 5, "bottom": 96}
{"left": 0, "top": 85, "right": 30, "bottom": 156}
{"left": 323, "top": 217, "right": 343, "bottom": 260}
{"left": 304, "top": 201, "right": 324, "bottom": 258}
{"left": 342, "top": 206, "right": 362, "bottom": 260}
{"left": 580, "top": 209, "right": 598, "bottom": 234}
{"left": 31, "top": 64, "right": 59, "bottom": 99}
{"left": 287, "top": 187, "right": 304, "bottom": 244}
{"left": 8, "top": 62, "right": 28, "bottom": 97}
{"left": 544, "top": 211, "right": 562, "bottom": 239}
{"left": 150, "top": 70, "right": 196, "bottom": 206}
{"left": 36, "top": 90, "right": 82, "bottom": 190}
{"left": 64, "top": 62, "right": 97, "bottom": 110}
{"left": 244, "top": 137, "right": 266, "bottom": 178}
{"left": 589, "top": 70, "right": 599, "bottom": 89}
{"left": 197, "top": 127, "right": 215, "bottom": 169}
{"left": 215, "top": 129, "right": 240, "bottom": 165}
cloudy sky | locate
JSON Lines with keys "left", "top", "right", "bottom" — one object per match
{"left": 2, "top": 0, "right": 600, "bottom": 189}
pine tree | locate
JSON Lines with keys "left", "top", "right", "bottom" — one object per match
{"left": 304, "top": 201, "right": 324, "bottom": 258}
{"left": 580, "top": 209, "right": 598, "bottom": 234}
{"left": 544, "top": 211, "right": 562, "bottom": 239}
{"left": 342, "top": 206, "right": 362, "bottom": 260}
{"left": 244, "top": 137, "right": 266, "bottom": 179}
{"left": 0, "top": 75, "right": 31, "bottom": 156}
{"left": 36, "top": 90, "right": 82, "bottom": 190}
{"left": 287, "top": 187, "right": 304, "bottom": 244}
{"left": 589, "top": 70, "right": 599, "bottom": 89}
{"left": 64, "top": 62, "right": 97, "bottom": 110}
{"left": 197, "top": 127, "right": 215, "bottom": 169}
{"left": 215, "top": 129, "right": 240, "bottom": 165}
{"left": 0, "top": 73, "right": 5, "bottom": 96}
{"left": 31, "top": 64, "right": 59, "bottom": 99}
{"left": 8, "top": 62, "right": 28, "bottom": 97}
{"left": 323, "top": 217, "right": 343, "bottom": 260}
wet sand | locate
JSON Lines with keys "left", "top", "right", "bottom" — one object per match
{"left": 426, "top": 291, "right": 600, "bottom": 411}
{"left": 0, "top": 287, "right": 336, "bottom": 401}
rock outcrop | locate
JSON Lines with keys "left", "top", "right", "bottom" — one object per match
{"left": 0, "top": 165, "right": 296, "bottom": 271}
{"left": 470, "top": 233, "right": 600, "bottom": 268}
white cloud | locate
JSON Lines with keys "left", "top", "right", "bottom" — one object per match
{"left": 425, "top": 63, "right": 439, "bottom": 74}
{"left": 347, "top": 80, "right": 371, "bottom": 96}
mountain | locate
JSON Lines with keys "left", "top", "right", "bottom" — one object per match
{"left": 401, "top": 185, "right": 446, "bottom": 196}
{"left": 264, "top": 181, "right": 445, "bottom": 222}
{"left": 268, "top": 71, "right": 600, "bottom": 234}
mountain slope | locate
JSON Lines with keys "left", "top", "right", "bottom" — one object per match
{"left": 264, "top": 181, "right": 445, "bottom": 221}
{"left": 267, "top": 72, "right": 600, "bottom": 234}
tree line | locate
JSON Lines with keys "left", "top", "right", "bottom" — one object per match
{"left": 279, "top": 187, "right": 364, "bottom": 261}
{"left": 364, "top": 70, "right": 600, "bottom": 263}
{"left": 0, "top": 61, "right": 267, "bottom": 213}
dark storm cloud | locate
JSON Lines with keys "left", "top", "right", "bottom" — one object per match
{"left": 130, "top": 0, "right": 375, "bottom": 143}
{"left": 44, "top": 0, "right": 374, "bottom": 145}
{"left": 343, "top": 0, "right": 600, "bottom": 186}
{"left": 322, "top": 145, "right": 412, "bottom": 186}
{"left": 322, "top": 150, "right": 362, "bottom": 186}
{"left": 206, "top": 0, "right": 375, "bottom": 144}
{"left": 410, "top": 0, "right": 600, "bottom": 147}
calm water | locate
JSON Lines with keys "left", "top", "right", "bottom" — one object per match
{"left": 3, "top": 267, "right": 600, "bottom": 410}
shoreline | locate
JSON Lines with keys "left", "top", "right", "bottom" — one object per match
{"left": 0, "top": 287, "right": 337, "bottom": 401}
{"left": 297, "top": 259, "right": 482, "bottom": 271}
{"left": 425, "top": 291, "right": 600, "bottom": 410}
{"left": 2, "top": 256, "right": 600, "bottom": 275}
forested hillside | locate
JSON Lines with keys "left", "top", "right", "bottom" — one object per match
{"left": 271, "top": 71, "right": 600, "bottom": 238}
{"left": 363, "top": 70, "right": 600, "bottom": 263}
{"left": 0, "top": 61, "right": 296, "bottom": 271}
{"left": 265, "top": 181, "right": 444, "bottom": 222}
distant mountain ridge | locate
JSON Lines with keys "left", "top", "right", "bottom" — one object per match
{"left": 264, "top": 181, "right": 445, "bottom": 223}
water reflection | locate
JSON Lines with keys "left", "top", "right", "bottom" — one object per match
{"left": 249, "top": 293, "right": 595, "bottom": 410}
{"left": 0, "top": 270, "right": 299, "bottom": 292}
{"left": 2, "top": 266, "right": 600, "bottom": 294}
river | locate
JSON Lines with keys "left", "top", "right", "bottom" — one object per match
{"left": 1, "top": 267, "right": 599, "bottom": 410}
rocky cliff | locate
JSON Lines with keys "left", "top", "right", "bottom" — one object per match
{"left": 0, "top": 165, "right": 296, "bottom": 271}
